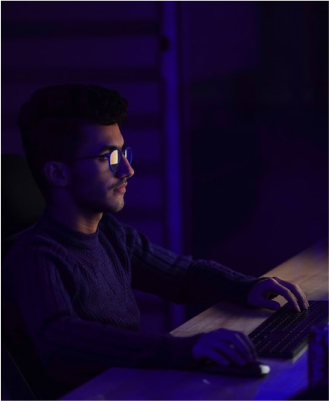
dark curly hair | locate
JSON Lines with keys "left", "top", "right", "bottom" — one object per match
{"left": 18, "top": 84, "right": 128, "bottom": 192}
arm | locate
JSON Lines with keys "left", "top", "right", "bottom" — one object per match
{"left": 120, "top": 218, "right": 308, "bottom": 310}
{"left": 120, "top": 220, "right": 258, "bottom": 305}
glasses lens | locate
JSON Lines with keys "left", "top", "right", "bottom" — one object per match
{"left": 124, "top": 147, "right": 133, "bottom": 165}
{"left": 110, "top": 149, "right": 120, "bottom": 172}
{"left": 109, "top": 147, "right": 132, "bottom": 172}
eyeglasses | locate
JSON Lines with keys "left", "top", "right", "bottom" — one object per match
{"left": 75, "top": 147, "right": 132, "bottom": 173}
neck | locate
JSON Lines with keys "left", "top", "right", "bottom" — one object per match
{"left": 46, "top": 204, "right": 103, "bottom": 234}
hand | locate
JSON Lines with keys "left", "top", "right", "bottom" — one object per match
{"left": 192, "top": 328, "right": 257, "bottom": 366}
{"left": 247, "top": 276, "right": 309, "bottom": 312}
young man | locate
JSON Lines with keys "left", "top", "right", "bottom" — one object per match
{"left": 2, "top": 84, "right": 309, "bottom": 399}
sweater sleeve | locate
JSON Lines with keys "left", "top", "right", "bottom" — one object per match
{"left": 119, "top": 219, "right": 259, "bottom": 305}
{"left": 2, "top": 240, "right": 202, "bottom": 390}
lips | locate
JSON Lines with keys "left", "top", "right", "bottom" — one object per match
{"left": 113, "top": 182, "right": 127, "bottom": 193}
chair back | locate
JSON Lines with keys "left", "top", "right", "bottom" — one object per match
{"left": 2, "top": 153, "right": 47, "bottom": 399}
{"left": 1, "top": 153, "right": 45, "bottom": 256}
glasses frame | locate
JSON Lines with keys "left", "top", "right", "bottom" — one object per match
{"left": 75, "top": 146, "right": 132, "bottom": 173}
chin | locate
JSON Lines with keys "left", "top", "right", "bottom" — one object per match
{"left": 106, "top": 202, "right": 125, "bottom": 213}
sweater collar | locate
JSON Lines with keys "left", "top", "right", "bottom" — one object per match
{"left": 36, "top": 209, "right": 100, "bottom": 250}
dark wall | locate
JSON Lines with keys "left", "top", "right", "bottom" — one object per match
{"left": 180, "top": 1, "right": 328, "bottom": 278}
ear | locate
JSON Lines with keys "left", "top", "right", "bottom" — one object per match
{"left": 43, "top": 161, "right": 71, "bottom": 187}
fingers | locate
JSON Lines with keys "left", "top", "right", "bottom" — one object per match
{"left": 273, "top": 277, "right": 309, "bottom": 310}
{"left": 251, "top": 296, "right": 281, "bottom": 311}
{"left": 247, "top": 276, "right": 309, "bottom": 312}
{"left": 192, "top": 328, "right": 257, "bottom": 367}
{"left": 261, "top": 277, "right": 308, "bottom": 312}
{"left": 265, "top": 278, "right": 301, "bottom": 311}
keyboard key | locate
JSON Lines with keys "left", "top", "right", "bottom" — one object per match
{"left": 249, "top": 300, "right": 329, "bottom": 358}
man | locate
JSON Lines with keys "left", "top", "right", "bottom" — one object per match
{"left": 2, "top": 84, "right": 309, "bottom": 399}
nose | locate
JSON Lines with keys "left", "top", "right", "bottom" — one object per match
{"left": 116, "top": 154, "right": 134, "bottom": 179}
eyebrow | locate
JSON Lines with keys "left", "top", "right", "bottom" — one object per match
{"left": 97, "top": 143, "right": 125, "bottom": 153}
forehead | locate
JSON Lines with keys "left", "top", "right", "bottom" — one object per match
{"left": 77, "top": 123, "right": 124, "bottom": 155}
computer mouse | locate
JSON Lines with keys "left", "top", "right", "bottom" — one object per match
{"left": 201, "top": 360, "right": 271, "bottom": 378}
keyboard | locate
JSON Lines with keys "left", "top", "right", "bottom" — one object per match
{"left": 249, "top": 300, "right": 329, "bottom": 358}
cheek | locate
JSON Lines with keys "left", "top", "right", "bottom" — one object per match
{"left": 71, "top": 169, "right": 114, "bottom": 197}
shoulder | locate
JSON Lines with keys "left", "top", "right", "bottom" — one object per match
{"left": 3, "top": 223, "right": 75, "bottom": 270}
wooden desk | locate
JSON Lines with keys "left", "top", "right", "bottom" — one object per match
{"left": 61, "top": 241, "right": 328, "bottom": 400}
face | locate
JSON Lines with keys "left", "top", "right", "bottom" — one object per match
{"left": 68, "top": 123, "right": 134, "bottom": 215}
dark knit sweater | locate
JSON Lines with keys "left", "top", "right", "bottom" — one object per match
{"left": 2, "top": 211, "right": 258, "bottom": 398}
